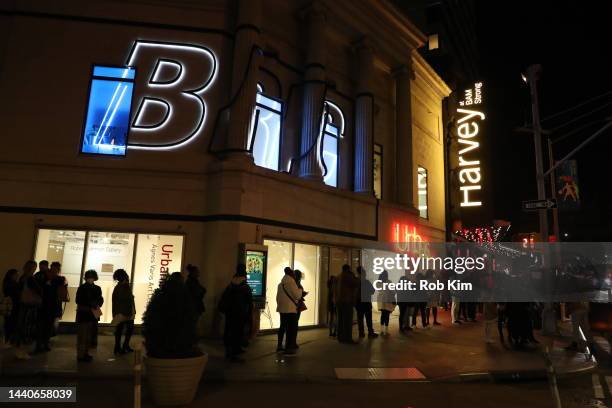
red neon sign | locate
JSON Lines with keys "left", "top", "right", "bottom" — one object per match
{"left": 391, "top": 222, "right": 426, "bottom": 252}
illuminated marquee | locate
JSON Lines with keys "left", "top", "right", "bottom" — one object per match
{"left": 457, "top": 82, "right": 484, "bottom": 207}
{"left": 81, "top": 40, "right": 218, "bottom": 155}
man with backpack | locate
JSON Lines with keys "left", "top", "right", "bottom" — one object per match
{"left": 218, "top": 264, "right": 253, "bottom": 362}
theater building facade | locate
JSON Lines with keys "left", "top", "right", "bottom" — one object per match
{"left": 0, "top": 0, "right": 450, "bottom": 335}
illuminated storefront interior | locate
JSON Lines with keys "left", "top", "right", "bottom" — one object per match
{"left": 262, "top": 239, "right": 362, "bottom": 330}
{"left": 34, "top": 228, "right": 183, "bottom": 324}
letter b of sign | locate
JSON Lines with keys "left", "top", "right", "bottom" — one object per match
{"left": 125, "top": 40, "right": 217, "bottom": 149}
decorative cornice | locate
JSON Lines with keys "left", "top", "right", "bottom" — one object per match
{"left": 412, "top": 51, "right": 452, "bottom": 98}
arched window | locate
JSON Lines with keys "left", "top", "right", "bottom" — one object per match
{"left": 319, "top": 100, "right": 344, "bottom": 187}
{"left": 250, "top": 83, "right": 282, "bottom": 171}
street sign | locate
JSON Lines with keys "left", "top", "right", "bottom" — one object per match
{"left": 522, "top": 199, "right": 557, "bottom": 211}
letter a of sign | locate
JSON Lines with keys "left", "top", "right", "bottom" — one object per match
{"left": 125, "top": 40, "right": 217, "bottom": 149}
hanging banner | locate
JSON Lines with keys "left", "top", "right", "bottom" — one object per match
{"left": 555, "top": 160, "right": 580, "bottom": 211}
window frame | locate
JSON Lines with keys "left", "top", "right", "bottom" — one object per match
{"left": 417, "top": 165, "right": 429, "bottom": 219}
{"left": 33, "top": 226, "right": 186, "bottom": 322}
{"left": 249, "top": 83, "right": 283, "bottom": 171}
{"left": 320, "top": 100, "right": 345, "bottom": 188}
{"left": 374, "top": 143, "right": 383, "bottom": 200}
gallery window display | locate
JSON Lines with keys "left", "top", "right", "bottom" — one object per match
{"left": 34, "top": 228, "right": 184, "bottom": 324}
{"left": 262, "top": 240, "right": 321, "bottom": 330}
{"left": 34, "top": 229, "right": 86, "bottom": 322}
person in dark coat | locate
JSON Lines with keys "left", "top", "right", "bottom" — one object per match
{"left": 13, "top": 261, "right": 41, "bottom": 360}
{"left": 335, "top": 264, "right": 358, "bottom": 344}
{"left": 34, "top": 262, "right": 63, "bottom": 353}
{"left": 185, "top": 264, "right": 206, "bottom": 323}
{"left": 355, "top": 266, "right": 378, "bottom": 338}
{"left": 112, "top": 269, "right": 135, "bottom": 355}
{"left": 75, "top": 270, "right": 103, "bottom": 362}
{"left": 2, "top": 269, "right": 20, "bottom": 345}
{"left": 219, "top": 264, "right": 253, "bottom": 361}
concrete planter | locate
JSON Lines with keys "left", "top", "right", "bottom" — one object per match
{"left": 145, "top": 353, "right": 208, "bottom": 406}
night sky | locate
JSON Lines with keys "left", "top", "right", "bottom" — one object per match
{"left": 476, "top": 0, "right": 612, "bottom": 240}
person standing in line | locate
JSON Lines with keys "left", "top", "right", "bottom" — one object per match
{"left": 425, "top": 269, "right": 441, "bottom": 326}
{"left": 185, "top": 264, "right": 207, "bottom": 332}
{"left": 276, "top": 267, "right": 302, "bottom": 354}
{"left": 12, "top": 261, "right": 41, "bottom": 360}
{"left": 75, "top": 270, "right": 103, "bottom": 362}
{"left": 335, "top": 264, "right": 358, "bottom": 344}
{"left": 397, "top": 271, "right": 412, "bottom": 334}
{"left": 451, "top": 290, "right": 461, "bottom": 325}
{"left": 218, "top": 264, "right": 253, "bottom": 361}
{"left": 112, "top": 269, "right": 135, "bottom": 355}
{"left": 377, "top": 270, "right": 396, "bottom": 336}
{"left": 34, "top": 262, "right": 62, "bottom": 353}
{"left": 34, "top": 260, "right": 49, "bottom": 279}
{"left": 327, "top": 276, "right": 338, "bottom": 337}
{"left": 2, "top": 269, "right": 20, "bottom": 347}
{"left": 293, "top": 270, "right": 308, "bottom": 324}
{"left": 355, "top": 266, "right": 378, "bottom": 339}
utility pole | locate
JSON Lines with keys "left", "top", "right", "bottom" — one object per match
{"left": 525, "top": 64, "right": 549, "bottom": 242}
{"left": 525, "top": 64, "right": 556, "bottom": 336}
{"left": 547, "top": 138, "right": 560, "bottom": 241}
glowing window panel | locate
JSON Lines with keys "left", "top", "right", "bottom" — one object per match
{"left": 318, "top": 101, "right": 344, "bottom": 188}
{"left": 417, "top": 166, "right": 428, "bottom": 219}
{"left": 322, "top": 129, "right": 338, "bottom": 187}
{"left": 251, "top": 88, "right": 282, "bottom": 171}
{"left": 374, "top": 144, "right": 382, "bottom": 199}
{"left": 81, "top": 65, "right": 136, "bottom": 156}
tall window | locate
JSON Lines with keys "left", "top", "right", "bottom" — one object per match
{"left": 417, "top": 166, "right": 428, "bottom": 218}
{"left": 374, "top": 144, "right": 383, "bottom": 199}
{"left": 319, "top": 101, "right": 344, "bottom": 187}
{"left": 34, "top": 228, "right": 184, "bottom": 324}
{"left": 250, "top": 83, "right": 282, "bottom": 171}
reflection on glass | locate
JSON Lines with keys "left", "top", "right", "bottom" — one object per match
{"left": 35, "top": 229, "right": 86, "bottom": 322}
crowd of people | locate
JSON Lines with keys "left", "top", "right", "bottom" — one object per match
{"left": 0, "top": 260, "right": 207, "bottom": 362}
{"left": 1, "top": 260, "right": 591, "bottom": 365}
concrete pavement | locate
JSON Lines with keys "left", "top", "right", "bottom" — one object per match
{"left": 0, "top": 309, "right": 596, "bottom": 383}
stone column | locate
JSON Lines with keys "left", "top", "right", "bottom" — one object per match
{"left": 393, "top": 64, "right": 415, "bottom": 207}
{"left": 298, "top": 2, "right": 326, "bottom": 180}
{"left": 226, "top": 0, "right": 262, "bottom": 157}
{"left": 353, "top": 37, "right": 374, "bottom": 194}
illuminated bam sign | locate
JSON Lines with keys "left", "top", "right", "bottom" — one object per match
{"left": 457, "top": 82, "right": 484, "bottom": 207}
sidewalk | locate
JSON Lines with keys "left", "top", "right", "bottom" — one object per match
{"left": 0, "top": 310, "right": 596, "bottom": 383}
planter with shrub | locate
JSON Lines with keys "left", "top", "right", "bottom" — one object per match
{"left": 142, "top": 273, "right": 207, "bottom": 406}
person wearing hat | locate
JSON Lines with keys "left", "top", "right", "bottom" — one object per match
{"left": 75, "top": 269, "right": 103, "bottom": 362}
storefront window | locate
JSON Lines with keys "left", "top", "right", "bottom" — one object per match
{"left": 132, "top": 234, "right": 184, "bottom": 323}
{"left": 263, "top": 240, "right": 321, "bottom": 329}
{"left": 83, "top": 232, "right": 135, "bottom": 323}
{"left": 35, "top": 229, "right": 86, "bottom": 322}
{"left": 293, "top": 243, "right": 320, "bottom": 327}
{"left": 34, "top": 228, "right": 183, "bottom": 325}
{"left": 263, "top": 240, "right": 293, "bottom": 329}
